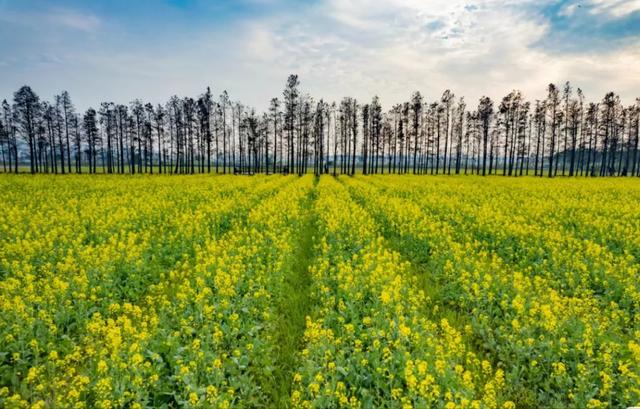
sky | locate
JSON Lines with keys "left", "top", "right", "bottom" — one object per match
{"left": 0, "top": 0, "right": 639, "bottom": 111}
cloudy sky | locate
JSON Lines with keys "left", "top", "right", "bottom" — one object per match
{"left": 0, "top": 0, "right": 639, "bottom": 111}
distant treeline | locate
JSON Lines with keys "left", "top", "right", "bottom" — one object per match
{"left": 1, "top": 75, "right": 639, "bottom": 177}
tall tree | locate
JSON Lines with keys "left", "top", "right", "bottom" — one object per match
{"left": 59, "top": 91, "right": 74, "bottom": 173}
{"left": 411, "top": 91, "right": 423, "bottom": 174}
{"left": 269, "top": 98, "right": 280, "bottom": 174}
{"left": 478, "top": 96, "right": 494, "bottom": 176}
{"left": 219, "top": 91, "right": 230, "bottom": 173}
{"left": 454, "top": 97, "right": 466, "bottom": 174}
{"left": 562, "top": 82, "right": 572, "bottom": 176}
{"left": 198, "top": 87, "right": 213, "bottom": 173}
{"left": 13, "top": 86, "right": 41, "bottom": 173}
{"left": 2, "top": 101, "right": 17, "bottom": 173}
{"left": 546, "top": 84, "right": 560, "bottom": 177}
{"left": 441, "top": 90, "right": 454, "bottom": 174}
{"left": 283, "top": 75, "right": 299, "bottom": 174}
{"left": 83, "top": 108, "right": 98, "bottom": 174}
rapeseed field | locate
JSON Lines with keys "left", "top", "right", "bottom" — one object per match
{"left": 1, "top": 175, "right": 638, "bottom": 408}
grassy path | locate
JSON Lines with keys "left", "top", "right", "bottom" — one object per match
{"left": 267, "top": 177, "right": 318, "bottom": 407}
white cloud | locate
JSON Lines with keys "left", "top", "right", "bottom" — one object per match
{"left": 0, "top": 7, "right": 101, "bottom": 32}
{"left": 46, "top": 9, "right": 102, "bottom": 32}
{"left": 0, "top": 0, "right": 638, "bottom": 111}
{"left": 587, "top": 0, "right": 640, "bottom": 18}
{"left": 226, "top": 0, "right": 640, "bottom": 108}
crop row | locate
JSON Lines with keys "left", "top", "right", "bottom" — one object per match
{"left": 343, "top": 175, "right": 640, "bottom": 408}
{"left": 291, "top": 177, "right": 513, "bottom": 408}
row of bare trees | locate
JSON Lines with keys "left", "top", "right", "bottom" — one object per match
{"left": 1, "top": 77, "right": 639, "bottom": 177}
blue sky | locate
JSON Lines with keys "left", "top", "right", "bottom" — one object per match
{"left": 1, "top": 0, "right": 639, "bottom": 110}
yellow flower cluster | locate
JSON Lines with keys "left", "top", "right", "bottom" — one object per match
{"left": 344, "top": 175, "right": 640, "bottom": 408}
{"left": 0, "top": 174, "right": 312, "bottom": 408}
{"left": 291, "top": 177, "right": 512, "bottom": 408}
{"left": 2, "top": 173, "right": 638, "bottom": 408}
